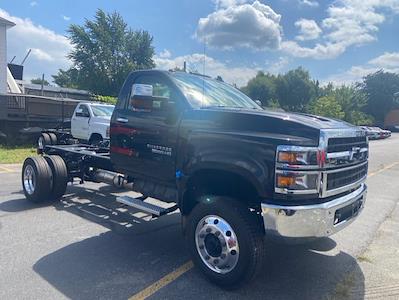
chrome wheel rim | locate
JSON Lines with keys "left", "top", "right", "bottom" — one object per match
{"left": 23, "top": 165, "right": 36, "bottom": 195}
{"left": 195, "top": 215, "right": 239, "bottom": 274}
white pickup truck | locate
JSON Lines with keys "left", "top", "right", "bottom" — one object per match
{"left": 71, "top": 102, "right": 114, "bottom": 144}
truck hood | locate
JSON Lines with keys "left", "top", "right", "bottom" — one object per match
{"left": 183, "top": 108, "right": 357, "bottom": 146}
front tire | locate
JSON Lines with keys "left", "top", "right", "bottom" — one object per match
{"left": 185, "top": 197, "right": 265, "bottom": 288}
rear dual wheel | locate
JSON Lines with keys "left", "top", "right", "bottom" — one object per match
{"left": 22, "top": 155, "right": 68, "bottom": 203}
{"left": 37, "top": 133, "right": 58, "bottom": 152}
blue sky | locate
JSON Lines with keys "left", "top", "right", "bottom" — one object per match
{"left": 1, "top": 0, "right": 398, "bottom": 86}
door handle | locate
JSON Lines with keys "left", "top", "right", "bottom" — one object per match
{"left": 116, "top": 117, "right": 128, "bottom": 123}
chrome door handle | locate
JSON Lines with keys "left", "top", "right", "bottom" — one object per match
{"left": 116, "top": 117, "right": 128, "bottom": 123}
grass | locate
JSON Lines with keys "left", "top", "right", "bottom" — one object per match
{"left": 0, "top": 145, "right": 36, "bottom": 164}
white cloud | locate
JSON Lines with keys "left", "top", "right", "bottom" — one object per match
{"left": 0, "top": 9, "right": 72, "bottom": 81}
{"left": 213, "top": 0, "right": 249, "bottom": 9}
{"left": 295, "top": 19, "right": 322, "bottom": 41}
{"left": 159, "top": 49, "right": 172, "bottom": 58}
{"left": 30, "top": 48, "right": 54, "bottom": 61}
{"left": 30, "top": 1, "right": 38, "bottom": 7}
{"left": 155, "top": 53, "right": 258, "bottom": 86}
{"left": 281, "top": 41, "right": 345, "bottom": 59}
{"left": 325, "top": 52, "right": 399, "bottom": 84}
{"left": 61, "top": 15, "right": 71, "bottom": 21}
{"left": 267, "top": 56, "right": 290, "bottom": 74}
{"left": 284, "top": 0, "right": 399, "bottom": 59}
{"left": 196, "top": 1, "right": 282, "bottom": 50}
{"left": 299, "top": 0, "right": 319, "bottom": 7}
{"left": 369, "top": 52, "right": 399, "bottom": 68}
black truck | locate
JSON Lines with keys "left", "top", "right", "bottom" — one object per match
{"left": 21, "top": 70, "right": 368, "bottom": 287}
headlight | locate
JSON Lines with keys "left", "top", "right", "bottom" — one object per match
{"left": 275, "top": 145, "right": 321, "bottom": 195}
{"left": 276, "top": 146, "right": 319, "bottom": 166}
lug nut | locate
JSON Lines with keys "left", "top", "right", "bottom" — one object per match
{"left": 214, "top": 259, "right": 219, "bottom": 264}
{"left": 220, "top": 254, "right": 226, "bottom": 259}
{"left": 199, "top": 244, "right": 204, "bottom": 249}
{"left": 206, "top": 227, "right": 212, "bottom": 233}
{"left": 199, "top": 233, "right": 205, "bottom": 239}
{"left": 231, "top": 250, "right": 237, "bottom": 255}
{"left": 214, "top": 219, "right": 219, "bottom": 224}
{"left": 226, "top": 230, "right": 231, "bottom": 237}
{"left": 215, "top": 231, "right": 221, "bottom": 236}
{"left": 205, "top": 255, "right": 210, "bottom": 260}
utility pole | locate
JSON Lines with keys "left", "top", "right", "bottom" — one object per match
{"left": 41, "top": 73, "right": 44, "bottom": 96}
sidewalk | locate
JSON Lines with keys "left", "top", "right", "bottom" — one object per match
{"left": 332, "top": 204, "right": 399, "bottom": 299}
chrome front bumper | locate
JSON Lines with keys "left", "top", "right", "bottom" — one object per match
{"left": 261, "top": 184, "right": 367, "bottom": 239}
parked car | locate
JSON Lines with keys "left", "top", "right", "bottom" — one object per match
{"left": 71, "top": 102, "right": 114, "bottom": 144}
{"left": 360, "top": 126, "right": 379, "bottom": 140}
{"left": 359, "top": 126, "right": 391, "bottom": 140}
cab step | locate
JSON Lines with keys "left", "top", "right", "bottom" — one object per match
{"left": 116, "top": 195, "right": 177, "bottom": 217}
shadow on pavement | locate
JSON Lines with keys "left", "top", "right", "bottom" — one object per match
{"left": 30, "top": 185, "right": 364, "bottom": 300}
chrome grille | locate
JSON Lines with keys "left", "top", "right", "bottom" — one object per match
{"left": 327, "top": 163, "right": 368, "bottom": 191}
{"left": 321, "top": 129, "right": 369, "bottom": 198}
{"left": 327, "top": 136, "right": 368, "bottom": 153}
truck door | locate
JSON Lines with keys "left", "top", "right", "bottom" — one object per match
{"left": 111, "top": 75, "right": 181, "bottom": 185}
{"left": 71, "top": 104, "right": 90, "bottom": 140}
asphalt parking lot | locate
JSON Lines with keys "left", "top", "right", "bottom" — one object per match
{"left": 1, "top": 134, "right": 399, "bottom": 300}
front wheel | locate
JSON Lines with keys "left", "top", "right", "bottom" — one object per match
{"left": 185, "top": 197, "right": 266, "bottom": 288}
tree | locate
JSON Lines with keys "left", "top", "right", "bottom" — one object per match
{"left": 241, "top": 71, "right": 277, "bottom": 106}
{"left": 52, "top": 68, "right": 80, "bottom": 89}
{"left": 275, "top": 67, "right": 316, "bottom": 112}
{"left": 358, "top": 70, "right": 399, "bottom": 123}
{"left": 53, "top": 9, "right": 155, "bottom": 96}
{"left": 308, "top": 96, "right": 345, "bottom": 119}
{"left": 332, "top": 85, "right": 373, "bottom": 125}
{"left": 31, "top": 77, "right": 49, "bottom": 85}
{"left": 215, "top": 75, "right": 224, "bottom": 82}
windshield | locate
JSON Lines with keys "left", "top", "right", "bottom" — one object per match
{"left": 91, "top": 105, "right": 114, "bottom": 117}
{"left": 171, "top": 72, "right": 262, "bottom": 110}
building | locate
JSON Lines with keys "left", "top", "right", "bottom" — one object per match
{"left": 0, "top": 15, "right": 91, "bottom": 143}
{"left": 0, "top": 16, "right": 16, "bottom": 93}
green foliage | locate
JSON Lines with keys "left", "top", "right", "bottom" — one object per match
{"left": 53, "top": 9, "right": 155, "bottom": 96}
{"left": 52, "top": 68, "right": 80, "bottom": 89}
{"left": 308, "top": 96, "right": 345, "bottom": 119}
{"left": 30, "top": 78, "right": 49, "bottom": 85}
{"left": 275, "top": 67, "right": 316, "bottom": 112}
{"left": 241, "top": 71, "right": 277, "bottom": 106}
{"left": 358, "top": 70, "right": 399, "bottom": 123}
{"left": 92, "top": 95, "right": 118, "bottom": 105}
{"left": 0, "top": 145, "right": 36, "bottom": 164}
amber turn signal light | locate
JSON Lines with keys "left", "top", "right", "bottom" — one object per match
{"left": 276, "top": 175, "right": 296, "bottom": 187}
{"left": 278, "top": 152, "right": 298, "bottom": 164}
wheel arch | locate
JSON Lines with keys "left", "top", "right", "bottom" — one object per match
{"left": 180, "top": 166, "right": 263, "bottom": 216}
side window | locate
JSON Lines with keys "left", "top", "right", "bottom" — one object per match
{"left": 128, "top": 76, "right": 173, "bottom": 113}
{"left": 76, "top": 104, "right": 90, "bottom": 117}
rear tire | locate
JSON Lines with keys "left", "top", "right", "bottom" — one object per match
{"left": 89, "top": 134, "right": 102, "bottom": 146}
{"left": 185, "top": 197, "right": 265, "bottom": 288}
{"left": 47, "top": 132, "right": 57, "bottom": 145}
{"left": 44, "top": 155, "right": 68, "bottom": 200}
{"left": 22, "top": 156, "right": 53, "bottom": 203}
{"left": 38, "top": 133, "right": 51, "bottom": 150}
